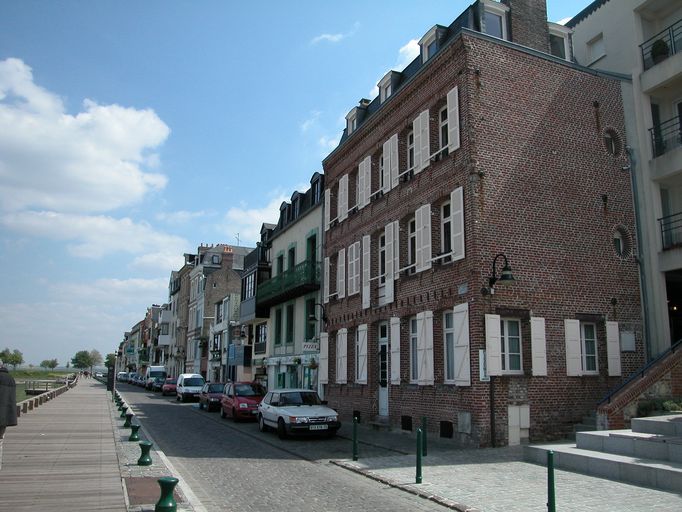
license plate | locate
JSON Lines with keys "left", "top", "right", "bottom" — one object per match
{"left": 252, "top": 410, "right": 258, "bottom": 414}
{"left": 309, "top": 424, "right": 328, "bottom": 431}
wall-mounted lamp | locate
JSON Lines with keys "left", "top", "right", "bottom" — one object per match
{"left": 481, "top": 253, "right": 515, "bottom": 295}
{"left": 308, "top": 303, "right": 328, "bottom": 328}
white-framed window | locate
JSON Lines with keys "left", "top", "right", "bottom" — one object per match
{"left": 407, "top": 131, "right": 415, "bottom": 170}
{"left": 419, "top": 26, "right": 439, "bottom": 63}
{"left": 410, "top": 316, "right": 418, "bottom": 382}
{"left": 408, "top": 216, "right": 417, "bottom": 272}
{"left": 581, "top": 322, "right": 598, "bottom": 373}
{"left": 439, "top": 105, "right": 448, "bottom": 150}
{"left": 381, "top": 83, "right": 391, "bottom": 102}
{"left": 379, "top": 233, "right": 386, "bottom": 285}
{"left": 355, "top": 324, "right": 368, "bottom": 384}
{"left": 347, "top": 241, "right": 360, "bottom": 296}
{"left": 443, "top": 311, "right": 455, "bottom": 381}
{"left": 587, "top": 33, "right": 605, "bottom": 64}
{"left": 482, "top": 0, "right": 509, "bottom": 40}
{"left": 500, "top": 318, "right": 523, "bottom": 374}
{"left": 441, "top": 201, "right": 452, "bottom": 262}
{"left": 549, "top": 27, "right": 571, "bottom": 60}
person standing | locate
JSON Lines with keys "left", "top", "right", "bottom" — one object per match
{"left": 0, "top": 359, "right": 18, "bottom": 471}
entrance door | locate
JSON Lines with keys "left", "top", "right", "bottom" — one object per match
{"left": 378, "top": 322, "right": 389, "bottom": 417}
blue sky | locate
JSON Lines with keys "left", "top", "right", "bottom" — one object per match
{"left": 0, "top": 0, "right": 593, "bottom": 365}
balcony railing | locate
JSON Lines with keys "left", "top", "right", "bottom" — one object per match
{"left": 659, "top": 212, "right": 682, "bottom": 250}
{"left": 649, "top": 115, "right": 681, "bottom": 157}
{"left": 254, "top": 342, "right": 267, "bottom": 355}
{"left": 641, "top": 18, "right": 681, "bottom": 70}
{"left": 257, "top": 260, "right": 320, "bottom": 306}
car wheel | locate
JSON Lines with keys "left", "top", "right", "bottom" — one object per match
{"left": 220, "top": 407, "right": 226, "bottom": 419}
{"left": 277, "top": 418, "right": 287, "bottom": 440}
{"left": 258, "top": 414, "right": 267, "bottom": 432}
{"left": 176, "top": 394, "right": 180, "bottom": 402}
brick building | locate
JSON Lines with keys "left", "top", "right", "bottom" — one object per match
{"left": 320, "top": 0, "right": 644, "bottom": 446}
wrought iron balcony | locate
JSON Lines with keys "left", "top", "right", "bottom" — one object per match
{"left": 649, "top": 114, "right": 681, "bottom": 157}
{"left": 659, "top": 212, "right": 682, "bottom": 250}
{"left": 256, "top": 259, "right": 320, "bottom": 307}
{"left": 641, "top": 18, "right": 681, "bottom": 71}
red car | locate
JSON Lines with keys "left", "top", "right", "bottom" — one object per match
{"left": 220, "top": 382, "right": 266, "bottom": 420}
{"left": 161, "top": 378, "right": 177, "bottom": 396}
{"left": 199, "top": 382, "right": 225, "bottom": 411}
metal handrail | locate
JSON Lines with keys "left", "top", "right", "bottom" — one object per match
{"left": 649, "top": 114, "right": 681, "bottom": 158}
{"left": 640, "top": 18, "right": 681, "bottom": 70}
{"left": 599, "top": 338, "right": 682, "bottom": 406}
{"left": 257, "top": 259, "right": 320, "bottom": 303}
{"left": 658, "top": 211, "right": 682, "bottom": 250}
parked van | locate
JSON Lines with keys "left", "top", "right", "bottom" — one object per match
{"left": 176, "top": 373, "right": 205, "bottom": 402}
{"left": 145, "top": 366, "right": 167, "bottom": 390}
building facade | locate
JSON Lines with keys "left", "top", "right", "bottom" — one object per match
{"left": 321, "top": 0, "right": 644, "bottom": 446}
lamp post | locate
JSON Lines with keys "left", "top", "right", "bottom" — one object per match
{"left": 308, "top": 303, "right": 328, "bottom": 329}
{"left": 481, "top": 253, "right": 515, "bottom": 295}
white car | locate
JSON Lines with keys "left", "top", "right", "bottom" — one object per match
{"left": 176, "top": 373, "right": 205, "bottom": 402}
{"left": 257, "top": 388, "right": 340, "bottom": 439}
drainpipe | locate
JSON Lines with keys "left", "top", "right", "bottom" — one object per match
{"left": 489, "top": 375, "right": 496, "bottom": 447}
{"left": 626, "top": 145, "right": 652, "bottom": 362}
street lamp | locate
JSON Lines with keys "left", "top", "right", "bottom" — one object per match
{"left": 481, "top": 253, "right": 515, "bottom": 295}
{"left": 308, "top": 303, "right": 328, "bottom": 329}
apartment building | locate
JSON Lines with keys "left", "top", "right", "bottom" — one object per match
{"left": 321, "top": 0, "right": 644, "bottom": 446}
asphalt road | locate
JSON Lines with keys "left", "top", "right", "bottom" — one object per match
{"left": 118, "top": 383, "right": 448, "bottom": 512}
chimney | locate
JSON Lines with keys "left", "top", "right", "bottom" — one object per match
{"left": 501, "top": 0, "right": 549, "bottom": 53}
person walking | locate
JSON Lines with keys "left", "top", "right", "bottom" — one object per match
{"left": 0, "top": 359, "right": 18, "bottom": 471}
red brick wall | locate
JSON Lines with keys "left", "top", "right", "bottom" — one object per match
{"left": 502, "top": 0, "right": 550, "bottom": 53}
{"left": 322, "top": 32, "right": 643, "bottom": 446}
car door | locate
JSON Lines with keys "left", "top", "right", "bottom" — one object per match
{"left": 263, "top": 392, "right": 279, "bottom": 426}
{"left": 223, "top": 384, "right": 233, "bottom": 412}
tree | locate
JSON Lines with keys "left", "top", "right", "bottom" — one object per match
{"left": 40, "top": 359, "right": 58, "bottom": 370}
{"left": 71, "top": 350, "right": 93, "bottom": 370}
{"left": 89, "top": 349, "right": 103, "bottom": 373}
{"left": 105, "top": 353, "right": 116, "bottom": 368}
{"left": 2, "top": 349, "right": 24, "bottom": 370}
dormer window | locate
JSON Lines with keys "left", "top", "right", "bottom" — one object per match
{"left": 346, "top": 111, "right": 358, "bottom": 135}
{"left": 548, "top": 23, "right": 572, "bottom": 61}
{"left": 377, "top": 70, "right": 401, "bottom": 104}
{"left": 419, "top": 25, "right": 446, "bottom": 63}
{"left": 481, "top": 0, "right": 509, "bottom": 40}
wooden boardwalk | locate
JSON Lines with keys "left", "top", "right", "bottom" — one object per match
{"left": 0, "top": 379, "right": 126, "bottom": 511}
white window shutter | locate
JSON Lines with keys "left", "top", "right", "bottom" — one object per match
{"left": 362, "top": 235, "right": 371, "bottom": 309}
{"left": 324, "top": 189, "right": 331, "bottom": 231}
{"left": 358, "top": 162, "right": 366, "bottom": 210}
{"left": 336, "top": 329, "right": 347, "bottom": 384}
{"left": 485, "top": 314, "right": 502, "bottom": 376}
{"left": 530, "top": 317, "right": 547, "bottom": 376}
{"left": 413, "top": 114, "right": 422, "bottom": 175}
{"left": 347, "top": 244, "right": 354, "bottom": 296}
{"left": 357, "top": 324, "right": 368, "bottom": 384}
{"left": 419, "top": 109, "right": 430, "bottom": 172}
{"left": 447, "top": 86, "right": 460, "bottom": 152}
{"left": 565, "top": 319, "right": 582, "bottom": 376}
{"left": 420, "top": 204, "right": 432, "bottom": 271}
{"left": 384, "top": 223, "right": 394, "bottom": 304}
{"left": 424, "top": 310, "right": 434, "bottom": 385}
{"left": 323, "top": 256, "right": 330, "bottom": 304}
{"left": 319, "top": 332, "right": 328, "bottom": 384}
{"left": 337, "top": 248, "right": 345, "bottom": 299}
{"left": 382, "top": 139, "right": 391, "bottom": 194}
{"left": 415, "top": 206, "right": 423, "bottom": 272}
{"left": 453, "top": 302, "right": 471, "bottom": 386}
{"left": 338, "top": 175, "right": 348, "bottom": 222}
{"left": 451, "top": 187, "right": 465, "bottom": 261}
{"left": 390, "top": 134, "right": 399, "bottom": 190}
{"left": 392, "top": 220, "right": 399, "bottom": 280}
{"left": 390, "top": 317, "right": 401, "bottom": 384}
{"left": 606, "top": 321, "right": 621, "bottom": 377}
{"left": 363, "top": 156, "right": 372, "bottom": 206}
{"left": 416, "top": 312, "right": 425, "bottom": 384}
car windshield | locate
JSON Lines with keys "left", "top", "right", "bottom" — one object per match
{"left": 278, "top": 391, "right": 321, "bottom": 406}
{"left": 235, "top": 383, "right": 266, "bottom": 397}
{"left": 150, "top": 371, "right": 166, "bottom": 378}
{"left": 208, "top": 384, "right": 223, "bottom": 393}
{"left": 165, "top": 379, "right": 176, "bottom": 384}
{"left": 185, "top": 378, "right": 204, "bottom": 386}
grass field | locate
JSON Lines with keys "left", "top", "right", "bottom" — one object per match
{"left": 11, "top": 369, "right": 74, "bottom": 403}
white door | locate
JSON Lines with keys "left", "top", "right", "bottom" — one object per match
{"left": 378, "top": 322, "right": 389, "bottom": 417}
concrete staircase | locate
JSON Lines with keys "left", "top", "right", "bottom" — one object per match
{"left": 570, "top": 411, "right": 597, "bottom": 439}
{"left": 524, "top": 413, "right": 682, "bottom": 493}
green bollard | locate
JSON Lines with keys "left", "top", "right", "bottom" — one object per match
{"left": 138, "top": 441, "right": 153, "bottom": 466}
{"left": 129, "top": 424, "right": 141, "bottom": 442}
{"left": 416, "top": 428, "right": 423, "bottom": 484}
{"left": 547, "top": 450, "right": 556, "bottom": 512}
{"left": 352, "top": 416, "right": 359, "bottom": 461}
{"left": 422, "top": 416, "right": 428, "bottom": 457}
{"left": 155, "top": 476, "right": 179, "bottom": 512}
{"left": 124, "top": 412, "right": 134, "bottom": 428}
{"left": 120, "top": 405, "right": 128, "bottom": 418}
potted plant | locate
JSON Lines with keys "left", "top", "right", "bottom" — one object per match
{"left": 308, "top": 358, "right": 318, "bottom": 370}
{"left": 292, "top": 357, "right": 302, "bottom": 365}
{"left": 651, "top": 39, "right": 670, "bottom": 64}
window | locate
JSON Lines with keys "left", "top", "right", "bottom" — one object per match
{"left": 485, "top": 11, "right": 504, "bottom": 39}
{"left": 379, "top": 234, "right": 386, "bottom": 285}
{"left": 603, "top": 128, "right": 622, "bottom": 156}
{"left": 500, "top": 319, "right": 522, "bottom": 373}
{"left": 348, "top": 241, "right": 360, "bottom": 295}
{"left": 305, "top": 299, "right": 315, "bottom": 340}
{"left": 274, "top": 308, "right": 282, "bottom": 345}
{"left": 312, "top": 180, "right": 321, "bottom": 204}
{"left": 407, "top": 131, "right": 415, "bottom": 171}
{"left": 613, "top": 226, "right": 632, "bottom": 258}
{"left": 410, "top": 317, "right": 418, "bottom": 382}
{"left": 444, "top": 312, "right": 455, "bottom": 381}
{"left": 256, "top": 323, "right": 267, "bottom": 345}
{"left": 408, "top": 217, "right": 417, "bottom": 272}
{"left": 439, "top": 106, "right": 448, "bottom": 150}
{"left": 441, "top": 202, "right": 452, "bottom": 262}
{"left": 160, "top": 323, "right": 169, "bottom": 335}
{"left": 276, "top": 254, "right": 284, "bottom": 275}
{"left": 288, "top": 247, "right": 296, "bottom": 270}
{"left": 212, "top": 254, "right": 220, "bottom": 264}
{"left": 587, "top": 33, "right": 605, "bottom": 64}
{"left": 381, "top": 82, "right": 392, "bottom": 102}
{"left": 286, "top": 304, "right": 294, "bottom": 344}
{"left": 581, "top": 322, "right": 598, "bottom": 373}
{"left": 427, "top": 39, "right": 437, "bottom": 59}
{"left": 550, "top": 34, "right": 566, "bottom": 59}
{"left": 379, "top": 155, "right": 385, "bottom": 191}
{"left": 293, "top": 199, "right": 300, "bottom": 219}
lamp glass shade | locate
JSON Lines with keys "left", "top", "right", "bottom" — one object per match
{"left": 497, "top": 264, "right": 515, "bottom": 284}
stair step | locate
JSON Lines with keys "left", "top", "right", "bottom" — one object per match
{"left": 524, "top": 442, "right": 682, "bottom": 493}
{"left": 632, "top": 414, "right": 682, "bottom": 436}
{"left": 370, "top": 415, "right": 392, "bottom": 431}
{"left": 576, "top": 430, "right": 682, "bottom": 463}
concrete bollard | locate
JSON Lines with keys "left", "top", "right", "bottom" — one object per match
{"left": 22, "top": 402, "right": 28, "bottom": 414}
{"left": 124, "top": 413, "right": 134, "bottom": 428}
{"left": 138, "top": 441, "right": 153, "bottom": 466}
{"left": 155, "top": 477, "right": 179, "bottom": 512}
{"left": 16, "top": 405, "right": 21, "bottom": 418}
{"left": 129, "top": 424, "right": 141, "bottom": 442}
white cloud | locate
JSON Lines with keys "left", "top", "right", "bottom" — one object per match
{"left": 0, "top": 211, "right": 187, "bottom": 268}
{"left": 300, "top": 110, "right": 321, "bottom": 132}
{"left": 223, "top": 192, "right": 297, "bottom": 246}
{"left": 155, "top": 210, "right": 210, "bottom": 224}
{"left": 557, "top": 17, "right": 571, "bottom": 26}
{"left": 319, "top": 134, "right": 341, "bottom": 152}
{"left": 0, "top": 58, "right": 170, "bottom": 213}
{"left": 53, "top": 277, "right": 168, "bottom": 305}
{"left": 310, "top": 22, "right": 360, "bottom": 45}
{"left": 368, "top": 39, "right": 420, "bottom": 99}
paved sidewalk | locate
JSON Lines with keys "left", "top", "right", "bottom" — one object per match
{"left": 0, "top": 378, "right": 126, "bottom": 511}
{"left": 331, "top": 424, "right": 682, "bottom": 511}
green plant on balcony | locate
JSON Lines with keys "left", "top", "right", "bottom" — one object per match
{"left": 308, "top": 357, "right": 318, "bottom": 370}
{"left": 292, "top": 357, "right": 302, "bottom": 365}
{"left": 651, "top": 38, "right": 670, "bottom": 64}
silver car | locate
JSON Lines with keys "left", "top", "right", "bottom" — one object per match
{"left": 257, "top": 389, "right": 340, "bottom": 439}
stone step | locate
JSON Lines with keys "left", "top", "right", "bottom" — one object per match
{"left": 632, "top": 414, "right": 682, "bottom": 436}
{"left": 524, "top": 442, "right": 682, "bottom": 493}
{"left": 576, "top": 430, "right": 682, "bottom": 463}
{"left": 370, "top": 415, "right": 391, "bottom": 431}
